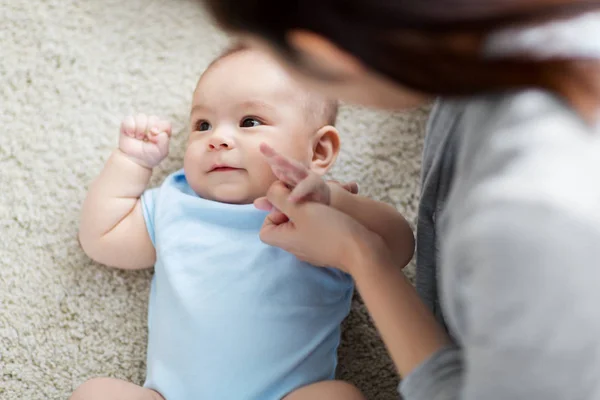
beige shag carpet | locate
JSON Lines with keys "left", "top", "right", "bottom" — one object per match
{"left": 0, "top": 0, "right": 429, "bottom": 398}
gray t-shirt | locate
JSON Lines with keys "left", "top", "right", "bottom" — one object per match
{"left": 402, "top": 90, "right": 600, "bottom": 399}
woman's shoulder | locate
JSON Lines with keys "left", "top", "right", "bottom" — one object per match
{"left": 445, "top": 89, "right": 600, "bottom": 223}
{"left": 427, "top": 89, "right": 589, "bottom": 168}
{"left": 441, "top": 90, "right": 591, "bottom": 173}
{"left": 458, "top": 89, "right": 591, "bottom": 145}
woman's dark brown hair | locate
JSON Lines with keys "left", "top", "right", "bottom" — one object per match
{"left": 201, "top": 0, "right": 600, "bottom": 97}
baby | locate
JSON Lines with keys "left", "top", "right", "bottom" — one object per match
{"left": 73, "top": 46, "right": 414, "bottom": 400}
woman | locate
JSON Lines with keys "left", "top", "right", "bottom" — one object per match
{"left": 201, "top": 1, "right": 600, "bottom": 399}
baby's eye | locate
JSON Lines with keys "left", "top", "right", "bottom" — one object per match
{"left": 196, "top": 120, "right": 211, "bottom": 132}
{"left": 240, "top": 117, "right": 263, "bottom": 128}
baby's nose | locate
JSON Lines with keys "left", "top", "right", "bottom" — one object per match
{"left": 208, "top": 136, "right": 234, "bottom": 151}
{"left": 208, "top": 142, "right": 230, "bottom": 150}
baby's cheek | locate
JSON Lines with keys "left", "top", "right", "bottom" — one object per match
{"left": 250, "top": 161, "right": 278, "bottom": 195}
{"left": 183, "top": 149, "right": 198, "bottom": 176}
{"left": 183, "top": 144, "right": 194, "bottom": 162}
{"left": 183, "top": 147, "right": 208, "bottom": 192}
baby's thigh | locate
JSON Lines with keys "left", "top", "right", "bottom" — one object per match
{"left": 284, "top": 381, "right": 365, "bottom": 400}
{"left": 69, "top": 377, "right": 164, "bottom": 400}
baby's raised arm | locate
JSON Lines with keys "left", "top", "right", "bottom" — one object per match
{"left": 79, "top": 115, "right": 171, "bottom": 269}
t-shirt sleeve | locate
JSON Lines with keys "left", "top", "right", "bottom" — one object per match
{"left": 141, "top": 188, "right": 159, "bottom": 246}
{"left": 399, "top": 346, "right": 463, "bottom": 399}
{"left": 400, "top": 91, "right": 600, "bottom": 400}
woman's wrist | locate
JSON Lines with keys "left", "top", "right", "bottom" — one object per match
{"left": 342, "top": 224, "right": 392, "bottom": 277}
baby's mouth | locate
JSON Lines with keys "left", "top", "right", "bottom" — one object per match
{"left": 213, "top": 167, "right": 240, "bottom": 172}
{"left": 209, "top": 164, "right": 243, "bottom": 173}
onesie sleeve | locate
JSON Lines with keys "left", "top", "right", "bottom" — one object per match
{"left": 141, "top": 188, "right": 159, "bottom": 246}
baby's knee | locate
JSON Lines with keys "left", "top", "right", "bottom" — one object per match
{"left": 69, "top": 378, "right": 113, "bottom": 400}
{"left": 69, "top": 377, "right": 163, "bottom": 400}
{"left": 325, "top": 382, "right": 365, "bottom": 400}
{"left": 285, "top": 380, "right": 365, "bottom": 400}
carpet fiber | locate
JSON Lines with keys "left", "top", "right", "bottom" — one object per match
{"left": 0, "top": 0, "right": 428, "bottom": 398}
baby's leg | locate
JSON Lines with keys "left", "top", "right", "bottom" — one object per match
{"left": 284, "top": 381, "right": 365, "bottom": 400}
{"left": 70, "top": 377, "right": 164, "bottom": 400}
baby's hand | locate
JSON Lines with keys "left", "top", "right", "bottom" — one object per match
{"left": 119, "top": 114, "right": 172, "bottom": 169}
{"left": 255, "top": 143, "right": 358, "bottom": 211}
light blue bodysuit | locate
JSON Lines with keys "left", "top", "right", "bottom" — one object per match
{"left": 140, "top": 170, "right": 354, "bottom": 400}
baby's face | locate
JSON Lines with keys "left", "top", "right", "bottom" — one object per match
{"left": 184, "top": 50, "right": 316, "bottom": 204}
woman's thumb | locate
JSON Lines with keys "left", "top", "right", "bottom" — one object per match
{"left": 266, "top": 181, "right": 296, "bottom": 217}
{"left": 254, "top": 197, "right": 273, "bottom": 211}
{"left": 259, "top": 211, "right": 288, "bottom": 247}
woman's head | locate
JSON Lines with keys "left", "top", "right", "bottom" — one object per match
{"left": 201, "top": 0, "right": 600, "bottom": 112}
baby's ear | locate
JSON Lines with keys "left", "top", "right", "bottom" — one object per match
{"left": 310, "top": 125, "right": 340, "bottom": 175}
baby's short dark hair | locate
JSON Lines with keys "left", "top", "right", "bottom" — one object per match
{"left": 206, "top": 43, "right": 339, "bottom": 126}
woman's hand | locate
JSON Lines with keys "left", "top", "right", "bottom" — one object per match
{"left": 254, "top": 143, "right": 358, "bottom": 211}
{"left": 258, "top": 181, "right": 386, "bottom": 273}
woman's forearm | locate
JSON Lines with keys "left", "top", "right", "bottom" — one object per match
{"left": 350, "top": 240, "right": 450, "bottom": 377}
{"left": 329, "top": 183, "right": 415, "bottom": 268}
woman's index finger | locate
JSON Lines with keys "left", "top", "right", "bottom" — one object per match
{"left": 261, "top": 143, "right": 309, "bottom": 181}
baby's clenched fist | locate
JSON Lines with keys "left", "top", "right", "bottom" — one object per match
{"left": 119, "top": 114, "right": 172, "bottom": 169}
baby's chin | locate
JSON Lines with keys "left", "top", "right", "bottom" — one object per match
{"left": 192, "top": 182, "right": 260, "bottom": 205}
